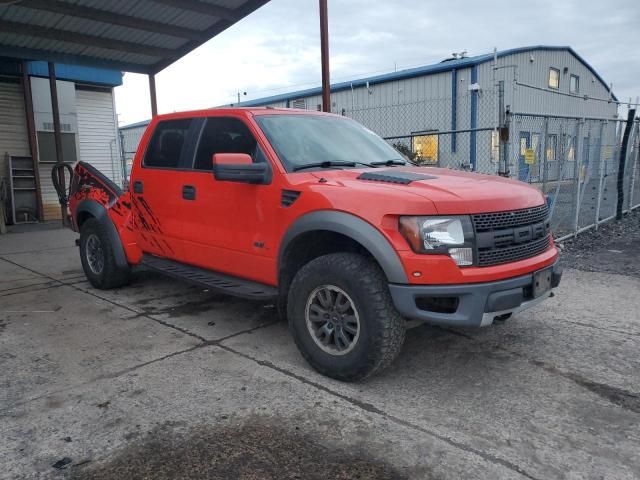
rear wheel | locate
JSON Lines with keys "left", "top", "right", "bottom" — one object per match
{"left": 288, "top": 253, "right": 405, "bottom": 381}
{"left": 79, "top": 218, "right": 130, "bottom": 289}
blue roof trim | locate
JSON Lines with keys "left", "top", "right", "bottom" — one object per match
{"left": 27, "top": 61, "right": 122, "bottom": 87}
{"left": 0, "top": 45, "right": 142, "bottom": 76}
{"left": 239, "top": 45, "right": 617, "bottom": 106}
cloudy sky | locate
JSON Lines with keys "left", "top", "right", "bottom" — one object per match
{"left": 114, "top": 0, "right": 640, "bottom": 126}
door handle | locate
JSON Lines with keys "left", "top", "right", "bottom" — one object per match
{"left": 133, "top": 180, "right": 143, "bottom": 194}
{"left": 182, "top": 185, "right": 196, "bottom": 200}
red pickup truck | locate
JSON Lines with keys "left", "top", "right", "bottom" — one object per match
{"left": 68, "top": 108, "right": 561, "bottom": 381}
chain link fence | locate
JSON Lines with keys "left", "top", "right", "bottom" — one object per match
{"left": 346, "top": 91, "right": 500, "bottom": 173}
{"left": 344, "top": 95, "right": 640, "bottom": 240}
{"left": 506, "top": 114, "right": 639, "bottom": 238}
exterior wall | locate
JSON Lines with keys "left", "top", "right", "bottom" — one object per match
{"left": 31, "top": 76, "right": 78, "bottom": 220}
{"left": 120, "top": 124, "right": 147, "bottom": 160}
{"left": 118, "top": 48, "right": 620, "bottom": 177}
{"left": 477, "top": 49, "right": 618, "bottom": 119}
{"left": 0, "top": 78, "right": 30, "bottom": 181}
{"left": 76, "top": 86, "right": 121, "bottom": 185}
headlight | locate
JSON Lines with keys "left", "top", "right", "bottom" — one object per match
{"left": 399, "top": 216, "right": 474, "bottom": 266}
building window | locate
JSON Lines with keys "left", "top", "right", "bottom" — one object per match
{"left": 565, "top": 135, "right": 575, "bottom": 161}
{"left": 490, "top": 130, "right": 499, "bottom": 162}
{"left": 548, "top": 68, "right": 560, "bottom": 89}
{"left": 570, "top": 74, "right": 579, "bottom": 94}
{"left": 37, "top": 132, "right": 77, "bottom": 164}
{"left": 412, "top": 133, "right": 438, "bottom": 164}
{"left": 546, "top": 134, "right": 557, "bottom": 161}
{"left": 291, "top": 98, "right": 306, "bottom": 109}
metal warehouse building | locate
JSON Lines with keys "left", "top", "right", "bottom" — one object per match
{"left": 1, "top": 60, "right": 123, "bottom": 222}
{"left": 120, "top": 45, "right": 620, "bottom": 183}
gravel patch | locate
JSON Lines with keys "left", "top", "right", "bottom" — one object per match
{"left": 558, "top": 208, "right": 640, "bottom": 277}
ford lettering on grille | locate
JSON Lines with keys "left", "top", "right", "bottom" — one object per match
{"left": 472, "top": 205, "right": 551, "bottom": 267}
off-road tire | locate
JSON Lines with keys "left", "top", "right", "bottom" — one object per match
{"left": 79, "top": 218, "right": 130, "bottom": 289}
{"left": 288, "top": 252, "right": 405, "bottom": 381}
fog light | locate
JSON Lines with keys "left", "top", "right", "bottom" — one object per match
{"left": 449, "top": 247, "right": 473, "bottom": 266}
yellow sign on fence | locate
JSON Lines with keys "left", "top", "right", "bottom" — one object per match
{"left": 524, "top": 148, "right": 536, "bottom": 165}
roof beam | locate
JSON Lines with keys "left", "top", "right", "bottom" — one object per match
{"left": 149, "top": 0, "right": 242, "bottom": 21}
{"left": 15, "top": 0, "right": 208, "bottom": 41}
{"left": 150, "top": 0, "right": 270, "bottom": 73}
{"left": 0, "top": 19, "right": 178, "bottom": 59}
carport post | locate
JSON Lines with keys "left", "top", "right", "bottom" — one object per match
{"left": 319, "top": 0, "right": 330, "bottom": 112}
{"left": 48, "top": 62, "right": 68, "bottom": 226}
{"left": 149, "top": 74, "right": 158, "bottom": 117}
{"left": 21, "top": 61, "right": 43, "bottom": 222}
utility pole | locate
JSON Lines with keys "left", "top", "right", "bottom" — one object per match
{"left": 319, "top": 0, "right": 330, "bottom": 112}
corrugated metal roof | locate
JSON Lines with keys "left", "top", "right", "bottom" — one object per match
{"left": 0, "top": 0, "right": 270, "bottom": 74}
{"left": 238, "top": 45, "right": 618, "bottom": 106}
{"left": 119, "top": 118, "right": 151, "bottom": 130}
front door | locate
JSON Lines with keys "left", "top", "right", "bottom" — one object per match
{"left": 178, "top": 115, "right": 279, "bottom": 286}
{"left": 129, "top": 117, "right": 199, "bottom": 259}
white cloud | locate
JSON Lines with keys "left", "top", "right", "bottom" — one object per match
{"left": 114, "top": 0, "right": 640, "bottom": 126}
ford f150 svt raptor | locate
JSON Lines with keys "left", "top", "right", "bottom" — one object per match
{"left": 67, "top": 108, "right": 561, "bottom": 381}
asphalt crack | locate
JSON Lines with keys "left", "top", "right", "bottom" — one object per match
{"left": 218, "top": 344, "right": 541, "bottom": 480}
{"left": 437, "top": 326, "right": 640, "bottom": 414}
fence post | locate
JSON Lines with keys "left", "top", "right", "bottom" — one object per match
{"left": 542, "top": 116, "right": 549, "bottom": 193}
{"left": 625, "top": 120, "right": 638, "bottom": 211}
{"left": 497, "top": 80, "right": 508, "bottom": 176}
{"left": 594, "top": 120, "right": 607, "bottom": 229}
{"left": 616, "top": 108, "right": 636, "bottom": 219}
{"left": 628, "top": 121, "right": 639, "bottom": 210}
{"left": 572, "top": 120, "right": 583, "bottom": 234}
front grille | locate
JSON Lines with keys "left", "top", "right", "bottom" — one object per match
{"left": 472, "top": 204, "right": 548, "bottom": 232}
{"left": 477, "top": 234, "right": 551, "bottom": 266}
{"left": 472, "top": 204, "right": 551, "bottom": 267}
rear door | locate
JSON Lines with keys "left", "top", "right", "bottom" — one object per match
{"left": 129, "top": 117, "right": 201, "bottom": 259}
{"left": 178, "top": 114, "right": 279, "bottom": 285}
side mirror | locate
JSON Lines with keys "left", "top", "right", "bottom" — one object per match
{"left": 212, "top": 153, "right": 271, "bottom": 184}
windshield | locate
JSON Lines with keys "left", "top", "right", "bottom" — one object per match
{"left": 254, "top": 114, "right": 405, "bottom": 172}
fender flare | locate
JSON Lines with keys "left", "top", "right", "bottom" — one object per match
{"left": 76, "top": 199, "right": 128, "bottom": 269}
{"left": 279, "top": 210, "right": 408, "bottom": 284}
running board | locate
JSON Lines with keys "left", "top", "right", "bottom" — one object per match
{"left": 141, "top": 255, "right": 278, "bottom": 301}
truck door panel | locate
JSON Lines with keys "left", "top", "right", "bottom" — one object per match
{"left": 179, "top": 116, "right": 279, "bottom": 285}
{"left": 130, "top": 118, "right": 199, "bottom": 259}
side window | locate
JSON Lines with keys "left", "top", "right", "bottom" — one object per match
{"left": 570, "top": 74, "right": 579, "bottom": 94}
{"left": 143, "top": 118, "right": 193, "bottom": 168}
{"left": 548, "top": 68, "right": 560, "bottom": 89}
{"left": 193, "top": 117, "right": 259, "bottom": 170}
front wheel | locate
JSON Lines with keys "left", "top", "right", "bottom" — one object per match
{"left": 79, "top": 218, "right": 130, "bottom": 289}
{"left": 288, "top": 253, "right": 405, "bottom": 381}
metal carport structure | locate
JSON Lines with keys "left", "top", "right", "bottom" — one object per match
{"left": 0, "top": 0, "right": 333, "bottom": 224}
{"left": 0, "top": 0, "right": 271, "bottom": 116}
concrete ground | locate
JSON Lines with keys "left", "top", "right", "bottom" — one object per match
{"left": 1, "top": 226, "right": 639, "bottom": 480}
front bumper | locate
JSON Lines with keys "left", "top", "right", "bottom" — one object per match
{"left": 389, "top": 260, "right": 562, "bottom": 327}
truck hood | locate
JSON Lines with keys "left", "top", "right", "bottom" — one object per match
{"left": 310, "top": 167, "right": 545, "bottom": 214}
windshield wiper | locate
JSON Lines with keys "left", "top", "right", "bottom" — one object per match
{"left": 370, "top": 159, "right": 407, "bottom": 167}
{"left": 292, "top": 160, "right": 375, "bottom": 172}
